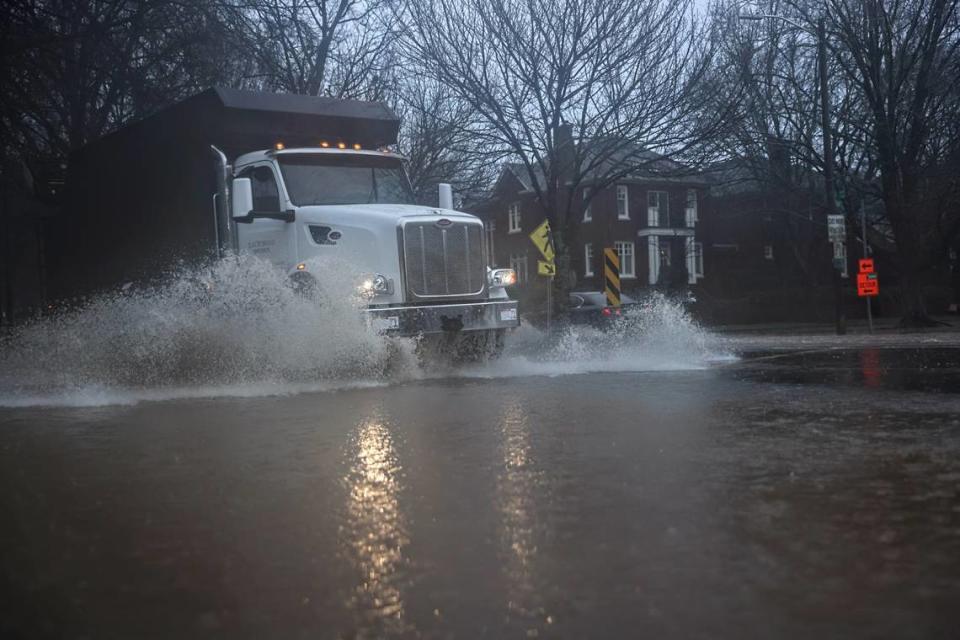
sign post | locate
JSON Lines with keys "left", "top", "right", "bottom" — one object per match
{"left": 529, "top": 219, "right": 556, "bottom": 332}
{"left": 860, "top": 204, "right": 873, "bottom": 334}
{"left": 856, "top": 257, "right": 878, "bottom": 333}
{"left": 603, "top": 248, "right": 621, "bottom": 308}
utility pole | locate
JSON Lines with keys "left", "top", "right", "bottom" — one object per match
{"left": 818, "top": 17, "right": 846, "bottom": 335}
{"left": 861, "top": 201, "right": 873, "bottom": 333}
{"left": 740, "top": 12, "right": 847, "bottom": 335}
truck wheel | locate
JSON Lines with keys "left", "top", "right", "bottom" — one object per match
{"left": 290, "top": 272, "right": 319, "bottom": 299}
{"left": 455, "top": 330, "right": 505, "bottom": 362}
{"left": 417, "top": 330, "right": 505, "bottom": 364}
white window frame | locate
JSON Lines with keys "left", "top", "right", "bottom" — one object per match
{"left": 685, "top": 189, "right": 698, "bottom": 227}
{"left": 582, "top": 188, "right": 592, "bottom": 222}
{"left": 508, "top": 202, "right": 521, "bottom": 234}
{"left": 614, "top": 241, "right": 635, "bottom": 279}
{"left": 584, "top": 243, "right": 594, "bottom": 277}
{"left": 648, "top": 190, "right": 667, "bottom": 227}
{"left": 617, "top": 185, "right": 630, "bottom": 220}
{"left": 509, "top": 252, "right": 528, "bottom": 283}
{"left": 764, "top": 244, "right": 774, "bottom": 260}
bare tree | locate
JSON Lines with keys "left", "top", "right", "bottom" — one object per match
{"left": 223, "top": 0, "right": 397, "bottom": 100}
{"left": 398, "top": 0, "right": 729, "bottom": 309}
{"left": 0, "top": 0, "right": 242, "bottom": 159}
{"left": 392, "top": 77, "right": 501, "bottom": 207}
{"left": 821, "top": 0, "right": 960, "bottom": 325}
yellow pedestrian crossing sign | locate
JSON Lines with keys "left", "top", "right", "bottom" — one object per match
{"left": 529, "top": 219, "right": 555, "bottom": 262}
{"left": 538, "top": 260, "right": 556, "bottom": 277}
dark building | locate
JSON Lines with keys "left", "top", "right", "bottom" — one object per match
{"left": 474, "top": 156, "right": 711, "bottom": 297}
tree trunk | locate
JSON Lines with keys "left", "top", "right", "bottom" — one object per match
{"left": 897, "top": 269, "right": 934, "bottom": 328}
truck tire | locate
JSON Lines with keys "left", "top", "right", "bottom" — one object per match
{"left": 418, "top": 329, "right": 505, "bottom": 364}
{"left": 289, "top": 272, "right": 319, "bottom": 299}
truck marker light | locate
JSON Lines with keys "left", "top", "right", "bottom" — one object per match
{"left": 337, "top": 142, "right": 347, "bottom": 149}
{"left": 320, "top": 141, "right": 330, "bottom": 148}
{"left": 275, "top": 142, "right": 285, "bottom": 150}
{"left": 353, "top": 143, "right": 362, "bottom": 150}
{"left": 296, "top": 262, "right": 306, "bottom": 271}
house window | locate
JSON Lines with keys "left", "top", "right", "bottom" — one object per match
{"left": 617, "top": 185, "right": 630, "bottom": 220}
{"left": 614, "top": 241, "right": 635, "bottom": 278}
{"left": 510, "top": 252, "right": 528, "bottom": 283}
{"left": 764, "top": 244, "right": 774, "bottom": 260}
{"left": 647, "top": 190, "right": 667, "bottom": 227}
{"left": 584, "top": 243, "right": 594, "bottom": 277}
{"left": 685, "top": 189, "right": 698, "bottom": 227}
{"left": 660, "top": 242, "right": 672, "bottom": 268}
{"left": 508, "top": 202, "right": 521, "bottom": 233}
{"left": 694, "top": 242, "right": 704, "bottom": 277}
{"left": 583, "top": 188, "right": 592, "bottom": 222}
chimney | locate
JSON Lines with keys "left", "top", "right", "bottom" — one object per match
{"left": 554, "top": 123, "right": 575, "bottom": 186}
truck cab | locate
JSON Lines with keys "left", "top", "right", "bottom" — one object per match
{"left": 225, "top": 146, "right": 519, "bottom": 338}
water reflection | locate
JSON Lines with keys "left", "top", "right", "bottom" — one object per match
{"left": 861, "top": 348, "right": 883, "bottom": 388}
{"left": 341, "top": 413, "right": 410, "bottom": 634}
{"left": 497, "top": 400, "right": 545, "bottom": 632}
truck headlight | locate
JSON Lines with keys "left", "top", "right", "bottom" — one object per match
{"left": 358, "top": 274, "right": 393, "bottom": 297}
{"left": 488, "top": 268, "right": 517, "bottom": 287}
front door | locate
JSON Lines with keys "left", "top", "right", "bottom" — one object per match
{"left": 236, "top": 164, "right": 294, "bottom": 269}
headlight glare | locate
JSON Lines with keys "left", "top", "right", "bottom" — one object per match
{"left": 357, "top": 273, "right": 393, "bottom": 297}
{"left": 488, "top": 268, "right": 517, "bottom": 287}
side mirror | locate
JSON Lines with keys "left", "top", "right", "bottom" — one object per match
{"left": 232, "top": 178, "right": 253, "bottom": 219}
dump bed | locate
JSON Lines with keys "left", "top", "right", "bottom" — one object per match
{"left": 51, "top": 88, "right": 400, "bottom": 298}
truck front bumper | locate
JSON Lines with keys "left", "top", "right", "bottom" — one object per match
{"left": 366, "top": 300, "right": 520, "bottom": 336}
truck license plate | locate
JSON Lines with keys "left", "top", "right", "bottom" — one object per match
{"left": 499, "top": 308, "right": 517, "bottom": 322}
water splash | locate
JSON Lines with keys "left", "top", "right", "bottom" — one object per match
{"left": 461, "top": 293, "right": 733, "bottom": 379}
{"left": 0, "top": 255, "right": 415, "bottom": 405}
{"left": 0, "top": 271, "right": 728, "bottom": 407}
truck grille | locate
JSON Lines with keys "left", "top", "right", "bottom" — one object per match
{"left": 402, "top": 220, "right": 485, "bottom": 298}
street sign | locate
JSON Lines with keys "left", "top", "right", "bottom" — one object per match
{"left": 603, "top": 247, "right": 621, "bottom": 307}
{"left": 528, "top": 219, "right": 555, "bottom": 262}
{"left": 537, "top": 260, "right": 556, "bottom": 277}
{"left": 857, "top": 272, "right": 879, "bottom": 297}
{"left": 828, "top": 214, "right": 846, "bottom": 243}
{"left": 858, "top": 258, "right": 874, "bottom": 274}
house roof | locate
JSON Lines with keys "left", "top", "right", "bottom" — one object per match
{"left": 491, "top": 139, "right": 711, "bottom": 199}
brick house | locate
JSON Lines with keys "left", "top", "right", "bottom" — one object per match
{"left": 473, "top": 156, "right": 711, "bottom": 296}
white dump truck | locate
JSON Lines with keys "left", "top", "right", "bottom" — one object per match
{"left": 53, "top": 88, "right": 519, "bottom": 353}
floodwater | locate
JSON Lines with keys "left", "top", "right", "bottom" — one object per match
{"left": 0, "top": 263, "right": 958, "bottom": 638}
{"left": 2, "top": 342, "right": 959, "bottom": 639}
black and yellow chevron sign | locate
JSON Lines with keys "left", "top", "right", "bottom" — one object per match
{"left": 603, "top": 247, "right": 621, "bottom": 307}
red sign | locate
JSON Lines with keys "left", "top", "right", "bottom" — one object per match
{"left": 857, "top": 272, "right": 879, "bottom": 297}
{"left": 859, "top": 258, "right": 874, "bottom": 274}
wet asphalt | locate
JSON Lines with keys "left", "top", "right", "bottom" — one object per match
{"left": 1, "top": 345, "right": 960, "bottom": 639}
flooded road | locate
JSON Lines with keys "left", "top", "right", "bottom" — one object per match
{"left": 2, "top": 343, "right": 959, "bottom": 639}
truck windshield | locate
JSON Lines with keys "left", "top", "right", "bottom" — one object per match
{"left": 277, "top": 154, "right": 415, "bottom": 206}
